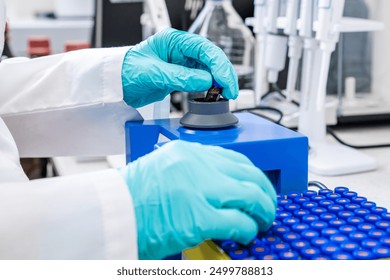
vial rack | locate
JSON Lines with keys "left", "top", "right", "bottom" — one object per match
{"left": 216, "top": 187, "right": 390, "bottom": 260}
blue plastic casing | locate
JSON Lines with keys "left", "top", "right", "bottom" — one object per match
{"left": 125, "top": 112, "right": 309, "bottom": 194}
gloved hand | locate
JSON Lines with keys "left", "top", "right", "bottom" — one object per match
{"left": 121, "top": 28, "right": 239, "bottom": 108}
{"left": 119, "top": 140, "right": 276, "bottom": 260}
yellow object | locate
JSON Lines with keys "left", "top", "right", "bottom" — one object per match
{"left": 183, "top": 241, "right": 231, "bottom": 260}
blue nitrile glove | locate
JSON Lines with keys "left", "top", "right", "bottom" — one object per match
{"left": 121, "top": 28, "right": 239, "bottom": 108}
{"left": 119, "top": 140, "right": 276, "bottom": 260}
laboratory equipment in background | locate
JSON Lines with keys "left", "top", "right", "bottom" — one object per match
{"left": 189, "top": 0, "right": 256, "bottom": 90}
{"left": 334, "top": 0, "right": 390, "bottom": 124}
{"left": 54, "top": 0, "right": 95, "bottom": 19}
{"left": 27, "top": 36, "right": 51, "bottom": 57}
{"left": 298, "top": 0, "right": 382, "bottom": 176}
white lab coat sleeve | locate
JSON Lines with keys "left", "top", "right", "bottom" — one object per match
{"left": 0, "top": 47, "right": 143, "bottom": 157}
{"left": 0, "top": 169, "right": 138, "bottom": 260}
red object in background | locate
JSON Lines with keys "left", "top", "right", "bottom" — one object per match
{"left": 5, "top": 22, "right": 10, "bottom": 42}
{"left": 28, "top": 36, "right": 51, "bottom": 57}
{"left": 64, "top": 41, "right": 91, "bottom": 52}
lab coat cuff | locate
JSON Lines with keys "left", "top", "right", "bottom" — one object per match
{"left": 96, "top": 168, "right": 138, "bottom": 259}
{"left": 102, "top": 47, "right": 131, "bottom": 104}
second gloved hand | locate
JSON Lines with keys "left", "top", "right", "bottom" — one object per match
{"left": 119, "top": 140, "right": 276, "bottom": 260}
{"left": 121, "top": 28, "right": 239, "bottom": 108}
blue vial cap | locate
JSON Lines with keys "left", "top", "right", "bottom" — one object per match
{"left": 329, "top": 219, "right": 346, "bottom": 228}
{"left": 320, "top": 213, "right": 337, "bottom": 222}
{"left": 242, "top": 256, "right": 256, "bottom": 260}
{"left": 259, "top": 254, "right": 279, "bottom": 260}
{"left": 293, "top": 209, "right": 310, "bottom": 219}
{"left": 310, "top": 221, "right": 328, "bottom": 231}
{"left": 364, "top": 214, "right": 381, "bottom": 223}
{"left": 291, "top": 240, "right": 310, "bottom": 251}
{"left": 311, "top": 237, "right": 330, "bottom": 247}
{"left": 342, "top": 191, "right": 358, "bottom": 199}
{"left": 300, "top": 247, "right": 321, "bottom": 260}
{"left": 334, "top": 186, "right": 349, "bottom": 194}
{"left": 326, "top": 193, "right": 342, "bottom": 200}
{"left": 250, "top": 245, "right": 270, "bottom": 258}
{"left": 292, "top": 223, "right": 310, "bottom": 233}
{"left": 276, "top": 205, "right": 284, "bottom": 212}
{"left": 271, "top": 220, "right": 282, "bottom": 228}
{"left": 318, "top": 189, "right": 333, "bottom": 196}
{"left": 332, "top": 252, "right": 353, "bottom": 260}
{"left": 303, "top": 190, "right": 317, "bottom": 198}
{"left": 321, "top": 243, "right": 341, "bottom": 255}
{"left": 375, "top": 220, "right": 390, "bottom": 230}
{"left": 301, "top": 230, "right": 320, "bottom": 240}
{"left": 349, "top": 232, "right": 368, "bottom": 243}
{"left": 330, "top": 234, "right": 348, "bottom": 245}
{"left": 381, "top": 212, "right": 390, "bottom": 221}
{"left": 373, "top": 247, "right": 390, "bottom": 259}
{"left": 279, "top": 251, "right": 299, "bottom": 260}
{"left": 294, "top": 197, "right": 310, "bottom": 204}
{"left": 328, "top": 204, "right": 345, "bottom": 213}
{"left": 248, "top": 238, "right": 263, "bottom": 247}
{"left": 361, "top": 201, "right": 376, "bottom": 210}
{"left": 357, "top": 223, "right": 375, "bottom": 233}
{"left": 212, "top": 80, "right": 222, "bottom": 88}
{"left": 262, "top": 236, "right": 281, "bottom": 245}
{"left": 335, "top": 198, "right": 351, "bottom": 206}
{"left": 321, "top": 228, "right": 340, "bottom": 238}
{"left": 338, "top": 211, "right": 355, "bottom": 220}
{"left": 282, "top": 232, "right": 301, "bottom": 242}
{"left": 284, "top": 204, "right": 300, "bottom": 212}
{"left": 302, "top": 214, "right": 319, "bottom": 223}
{"left": 362, "top": 239, "right": 381, "bottom": 249}
{"left": 352, "top": 249, "right": 375, "bottom": 260}
{"left": 229, "top": 249, "right": 249, "bottom": 260}
{"left": 311, "top": 207, "right": 328, "bottom": 215}
{"left": 302, "top": 201, "right": 319, "bottom": 210}
{"left": 277, "top": 211, "right": 292, "bottom": 220}
{"left": 339, "top": 225, "right": 357, "bottom": 235}
{"left": 271, "top": 242, "right": 291, "bottom": 253}
{"left": 344, "top": 203, "right": 361, "bottom": 211}
{"left": 282, "top": 217, "right": 300, "bottom": 227}
{"left": 347, "top": 216, "right": 364, "bottom": 226}
{"left": 220, "top": 240, "right": 239, "bottom": 251}
{"left": 319, "top": 200, "right": 334, "bottom": 207}
{"left": 312, "top": 195, "right": 327, "bottom": 202}
{"left": 380, "top": 237, "right": 390, "bottom": 247}
{"left": 372, "top": 207, "right": 388, "bottom": 215}
{"left": 354, "top": 208, "right": 371, "bottom": 217}
{"left": 277, "top": 198, "right": 292, "bottom": 206}
{"left": 287, "top": 192, "right": 301, "bottom": 200}
{"left": 351, "top": 196, "right": 367, "bottom": 204}
{"left": 312, "top": 255, "right": 331, "bottom": 260}
{"left": 368, "top": 229, "right": 387, "bottom": 240}
{"left": 340, "top": 241, "right": 360, "bottom": 253}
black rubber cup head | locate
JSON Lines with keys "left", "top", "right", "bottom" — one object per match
{"left": 180, "top": 98, "right": 239, "bottom": 129}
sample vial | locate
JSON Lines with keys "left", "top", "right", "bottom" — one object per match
{"left": 357, "top": 223, "right": 375, "bottom": 233}
{"left": 330, "top": 234, "right": 348, "bottom": 245}
{"left": 300, "top": 247, "right": 321, "bottom": 259}
{"left": 340, "top": 241, "right": 360, "bottom": 253}
{"left": 320, "top": 213, "right": 337, "bottom": 222}
{"left": 332, "top": 253, "right": 353, "bottom": 260}
{"left": 319, "top": 200, "right": 334, "bottom": 207}
{"left": 229, "top": 249, "right": 249, "bottom": 260}
{"left": 334, "top": 186, "right": 349, "bottom": 194}
{"left": 292, "top": 223, "right": 310, "bottom": 233}
{"left": 352, "top": 249, "right": 375, "bottom": 260}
